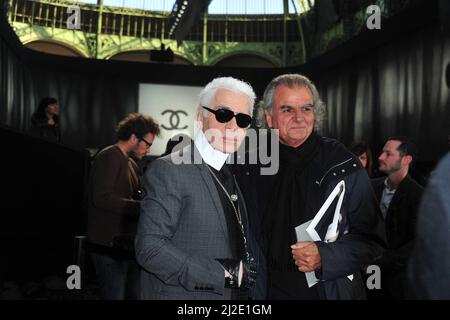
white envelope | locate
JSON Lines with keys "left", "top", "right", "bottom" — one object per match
{"left": 295, "top": 220, "right": 319, "bottom": 288}
{"left": 295, "top": 180, "right": 353, "bottom": 288}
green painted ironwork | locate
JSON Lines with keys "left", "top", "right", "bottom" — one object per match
{"left": 8, "top": 0, "right": 309, "bottom": 66}
{"left": 8, "top": 0, "right": 409, "bottom": 66}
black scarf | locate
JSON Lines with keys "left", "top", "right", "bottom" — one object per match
{"left": 263, "top": 132, "right": 321, "bottom": 272}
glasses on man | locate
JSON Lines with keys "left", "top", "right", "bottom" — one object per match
{"left": 139, "top": 137, "right": 153, "bottom": 148}
{"left": 202, "top": 106, "right": 252, "bottom": 128}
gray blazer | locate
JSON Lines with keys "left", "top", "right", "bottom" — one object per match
{"left": 135, "top": 145, "right": 249, "bottom": 299}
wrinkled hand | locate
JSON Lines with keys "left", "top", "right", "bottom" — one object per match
{"left": 291, "top": 241, "right": 321, "bottom": 273}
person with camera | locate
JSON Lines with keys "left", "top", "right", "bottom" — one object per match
{"left": 87, "top": 113, "right": 160, "bottom": 300}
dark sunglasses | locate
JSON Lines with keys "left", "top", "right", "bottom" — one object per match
{"left": 202, "top": 106, "right": 252, "bottom": 128}
{"left": 139, "top": 136, "right": 153, "bottom": 148}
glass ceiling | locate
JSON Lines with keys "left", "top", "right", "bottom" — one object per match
{"left": 76, "top": 0, "right": 313, "bottom": 15}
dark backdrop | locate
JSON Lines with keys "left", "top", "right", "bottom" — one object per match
{"left": 315, "top": 25, "right": 450, "bottom": 162}
{"left": 1, "top": 0, "right": 449, "bottom": 291}
{"left": 0, "top": 11, "right": 279, "bottom": 149}
{"left": 1, "top": 1, "right": 448, "bottom": 161}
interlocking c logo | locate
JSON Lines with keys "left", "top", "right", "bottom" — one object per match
{"left": 161, "top": 109, "right": 188, "bottom": 130}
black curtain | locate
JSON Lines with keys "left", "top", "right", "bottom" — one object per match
{"left": 27, "top": 69, "right": 138, "bottom": 148}
{"left": 0, "top": 12, "right": 33, "bottom": 132}
{"left": 0, "top": 9, "right": 276, "bottom": 150}
{"left": 315, "top": 26, "right": 450, "bottom": 161}
{"left": 0, "top": 14, "right": 138, "bottom": 149}
{"left": 0, "top": 9, "right": 140, "bottom": 149}
{"left": 1, "top": 1, "right": 449, "bottom": 161}
{"left": 0, "top": 59, "right": 138, "bottom": 149}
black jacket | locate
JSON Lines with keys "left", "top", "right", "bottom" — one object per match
{"left": 408, "top": 153, "right": 450, "bottom": 299}
{"left": 234, "top": 135, "right": 386, "bottom": 300}
{"left": 372, "top": 175, "right": 424, "bottom": 299}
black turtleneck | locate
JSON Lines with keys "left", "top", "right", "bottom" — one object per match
{"left": 263, "top": 132, "right": 322, "bottom": 300}
{"left": 209, "top": 164, "right": 249, "bottom": 300}
{"left": 208, "top": 164, "right": 246, "bottom": 261}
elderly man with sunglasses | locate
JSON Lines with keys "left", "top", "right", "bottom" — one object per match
{"left": 136, "top": 77, "right": 260, "bottom": 300}
{"left": 234, "top": 74, "right": 387, "bottom": 300}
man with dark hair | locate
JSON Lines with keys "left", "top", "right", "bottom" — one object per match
{"left": 88, "top": 113, "right": 160, "bottom": 300}
{"left": 372, "top": 136, "right": 424, "bottom": 299}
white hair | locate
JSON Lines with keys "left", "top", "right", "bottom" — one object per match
{"left": 197, "top": 77, "right": 256, "bottom": 117}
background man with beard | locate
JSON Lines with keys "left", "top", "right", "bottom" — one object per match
{"left": 88, "top": 113, "right": 160, "bottom": 300}
{"left": 372, "top": 136, "right": 424, "bottom": 299}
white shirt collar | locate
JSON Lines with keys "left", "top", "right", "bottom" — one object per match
{"left": 194, "top": 130, "right": 230, "bottom": 171}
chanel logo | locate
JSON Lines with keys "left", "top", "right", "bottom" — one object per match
{"left": 161, "top": 110, "right": 188, "bottom": 130}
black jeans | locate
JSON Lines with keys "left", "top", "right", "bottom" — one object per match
{"left": 91, "top": 253, "right": 139, "bottom": 300}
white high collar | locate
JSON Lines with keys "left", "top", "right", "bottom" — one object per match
{"left": 194, "top": 130, "right": 229, "bottom": 171}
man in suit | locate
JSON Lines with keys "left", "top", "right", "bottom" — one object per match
{"left": 372, "top": 136, "right": 424, "bottom": 299}
{"left": 135, "top": 77, "right": 258, "bottom": 299}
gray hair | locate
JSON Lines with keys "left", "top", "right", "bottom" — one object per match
{"left": 253, "top": 102, "right": 268, "bottom": 129}
{"left": 198, "top": 77, "right": 256, "bottom": 117}
{"left": 261, "top": 74, "right": 326, "bottom": 131}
